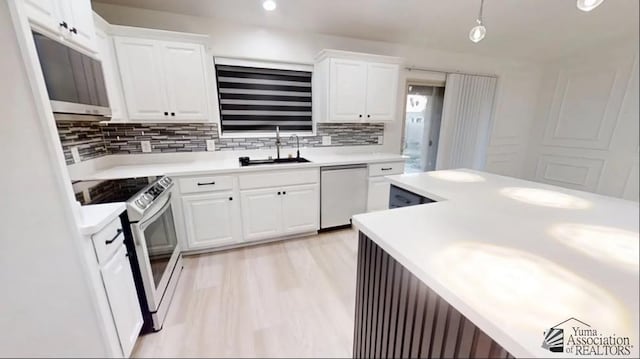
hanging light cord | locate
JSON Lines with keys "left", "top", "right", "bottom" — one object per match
{"left": 477, "top": 0, "right": 484, "bottom": 24}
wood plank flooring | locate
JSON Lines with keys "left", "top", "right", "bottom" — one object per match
{"left": 132, "top": 228, "right": 358, "bottom": 358}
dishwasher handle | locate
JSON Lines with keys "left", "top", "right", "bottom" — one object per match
{"left": 321, "top": 164, "right": 367, "bottom": 171}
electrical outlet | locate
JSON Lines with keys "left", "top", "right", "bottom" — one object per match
{"left": 140, "top": 141, "right": 152, "bottom": 153}
{"left": 70, "top": 146, "right": 81, "bottom": 164}
{"left": 206, "top": 139, "right": 216, "bottom": 151}
{"left": 377, "top": 135, "right": 384, "bottom": 145}
{"left": 322, "top": 136, "right": 331, "bottom": 146}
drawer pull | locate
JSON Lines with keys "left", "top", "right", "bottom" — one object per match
{"left": 197, "top": 181, "right": 216, "bottom": 186}
{"left": 381, "top": 167, "right": 393, "bottom": 171}
{"left": 105, "top": 229, "right": 123, "bottom": 245}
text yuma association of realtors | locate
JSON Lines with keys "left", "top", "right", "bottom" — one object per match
{"left": 566, "top": 326, "right": 633, "bottom": 356}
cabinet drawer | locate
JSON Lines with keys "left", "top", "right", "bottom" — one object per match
{"left": 91, "top": 217, "right": 124, "bottom": 264}
{"left": 178, "top": 175, "right": 234, "bottom": 194}
{"left": 369, "top": 161, "right": 404, "bottom": 177}
{"left": 239, "top": 169, "right": 319, "bottom": 190}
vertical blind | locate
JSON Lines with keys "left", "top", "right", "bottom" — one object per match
{"left": 215, "top": 64, "right": 313, "bottom": 133}
{"left": 436, "top": 73, "right": 497, "bottom": 170}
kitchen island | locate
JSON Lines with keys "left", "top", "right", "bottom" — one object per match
{"left": 352, "top": 170, "right": 639, "bottom": 358}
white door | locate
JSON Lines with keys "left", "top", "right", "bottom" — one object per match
{"left": 240, "top": 188, "right": 282, "bottom": 241}
{"left": 329, "top": 58, "right": 367, "bottom": 122}
{"left": 22, "top": 0, "right": 61, "bottom": 34}
{"left": 182, "top": 192, "right": 240, "bottom": 249}
{"left": 101, "top": 245, "right": 143, "bottom": 358}
{"left": 63, "top": 0, "right": 96, "bottom": 52}
{"left": 281, "top": 184, "right": 319, "bottom": 234}
{"left": 161, "top": 42, "right": 209, "bottom": 121}
{"left": 95, "top": 28, "right": 127, "bottom": 121}
{"left": 115, "top": 37, "right": 168, "bottom": 120}
{"left": 365, "top": 63, "right": 399, "bottom": 122}
{"left": 367, "top": 177, "right": 391, "bottom": 212}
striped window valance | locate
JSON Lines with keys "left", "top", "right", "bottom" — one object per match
{"left": 215, "top": 64, "right": 313, "bottom": 133}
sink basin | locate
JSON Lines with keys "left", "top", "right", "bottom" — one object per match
{"left": 239, "top": 156, "right": 311, "bottom": 167}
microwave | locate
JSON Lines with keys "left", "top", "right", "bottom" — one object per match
{"left": 32, "top": 31, "right": 111, "bottom": 117}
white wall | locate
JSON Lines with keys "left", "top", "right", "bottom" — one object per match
{"left": 0, "top": 2, "right": 110, "bottom": 356}
{"left": 524, "top": 40, "right": 639, "bottom": 201}
{"left": 93, "top": 2, "right": 543, "bottom": 178}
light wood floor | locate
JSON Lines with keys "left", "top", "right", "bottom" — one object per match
{"left": 132, "top": 228, "right": 358, "bottom": 358}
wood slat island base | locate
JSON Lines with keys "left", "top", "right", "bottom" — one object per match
{"left": 353, "top": 232, "right": 515, "bottom": 359}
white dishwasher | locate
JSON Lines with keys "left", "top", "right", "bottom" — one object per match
{"left": 320, "top": 164, "right": 368, "bottom": 229}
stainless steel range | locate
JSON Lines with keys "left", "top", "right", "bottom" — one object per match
{"left": 73, "top": 176, "right": 183, "bottom": 333}
{"left": 126, "top": 176, "right": 183, "bottom": 332}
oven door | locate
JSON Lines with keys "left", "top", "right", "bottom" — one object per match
{"left": 130, "top": 191, "right": 181, "bottom": 313}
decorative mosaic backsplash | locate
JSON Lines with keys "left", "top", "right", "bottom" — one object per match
{"left": 56, "top": 121, "right": 384, "bottom": 164}
{"left": 56, "top": 120, "right": 106, "bottom": 165}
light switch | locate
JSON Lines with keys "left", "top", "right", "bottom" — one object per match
{"left": 206, "top": 139, "right": 216, "bottom": 151}
{"left": 140, "top": 141, "right": 152, "bottom": 153}
{"left": 322, "top": 136, "right": 331, "bottom": 146}
{"left": 70, "top": 146, "right": 81, "bottom": 164}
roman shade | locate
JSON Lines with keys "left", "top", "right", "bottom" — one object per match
{"left": 215, "top": 64, "right": 313, "bottom": 133}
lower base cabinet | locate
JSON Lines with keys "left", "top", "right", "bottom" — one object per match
{"left": 181, "top": 191, "right": 241, "bottom": 249}
{"left": 101, "top": 244, "right": 143, "bottom": 357}
{"left": 241, "top": 183, "right": 319, "bottom": 241}
{"left": 367, "top": 177, "right": 391, "bottom": 212}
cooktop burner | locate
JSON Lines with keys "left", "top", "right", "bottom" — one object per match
{"left": 72, "top": 177, "right": 159, "bottom": 205}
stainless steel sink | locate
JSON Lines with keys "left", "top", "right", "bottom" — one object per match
{"left": 239, "top": 156, "right": 311, "bottom": 167}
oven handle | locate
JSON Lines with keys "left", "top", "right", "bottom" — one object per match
{"left": 139, "top": 192, "right": 173, "bottom": 231}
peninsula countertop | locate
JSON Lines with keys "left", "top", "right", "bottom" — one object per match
{"left": 352, "top": 169, "right": 639, "bottom": 358}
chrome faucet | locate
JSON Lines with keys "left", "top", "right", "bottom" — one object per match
{"left": 275, "top": 125, "right": 281, "bottom": 159}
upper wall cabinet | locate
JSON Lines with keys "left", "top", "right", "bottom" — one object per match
{"left": 114, "top": 36, "right": 211, "bottom": 121}
{"left": 93, "top": 14, "right": 127, "bottom": 121}
{"left": 23, "top": 0, "right": 97, "bottom": 53}
{"left": 314, "top": 50, "right": 402, "bottom": 123}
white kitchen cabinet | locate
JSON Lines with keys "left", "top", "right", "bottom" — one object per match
{"left": 315, "top": 50, "right": 401, "bottom": 123}
{"left": 367, "top": 177, "right": 391, "bottom": 212}
{"left": 94, "top": 15, "right": 127, "bottom": 121}
{"left": 161, "top": 42, "right": 210, "bottom": 120}
{"left": 365, "top": 63, "right": 399, "bottom": 121}
{"left": 240, "top": 188, "right": 283, "bottom": 241}
{"left": 281, "top": 184, "right": 320, "bottom": 234}
{"left": 181, "top": 191, "right": 240, "bottom": 249}
{"left": 114, "top": 36, "right": 210, "bottom": 121}
{"left": 101, "top": 245, "right": 143, "bottom": 358}
{"left": 23, "top": 0, "right": 97, "bottom": 53}
{"left": 241, "top": 184, "right": 319, "bottom": 242}
{"left": 329, "top": 59, "right": 367, "bottom": 122}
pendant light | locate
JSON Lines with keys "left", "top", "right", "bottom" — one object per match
{"left": 576, "top": 0, "right": 604, "bottom": 12}
{"left": 469, "top": 0, "right": 486, "bottom": 43}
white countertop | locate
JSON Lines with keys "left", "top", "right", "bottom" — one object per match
{"left": 77, "top": 202, "right": 125, "bottom": 235}
{"left": 70, "top": 150, "right": 406, "bottom": 180}
{"left": 353, "top": 169, "right": 639, "bottom": 358}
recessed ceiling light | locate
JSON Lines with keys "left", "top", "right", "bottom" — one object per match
{"left": 263, "top": 0, "right": 277, "bottom": 11}
{"left": 577, "top": 0, "right": 604, "bottom": 12}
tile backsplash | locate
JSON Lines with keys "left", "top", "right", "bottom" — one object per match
{"left": 56, "top": 121, "right": 384, "bottom": 164}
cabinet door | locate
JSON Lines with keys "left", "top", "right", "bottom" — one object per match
{"left": 182, "top": 192, "right": 240, "bottom": 249}
{"left": 114, "top": 37, "right": 168, "bottom": 120}
{"left": 161, "top": 42, "right": 210, "bottom": 121}
{"left": 22, "top": 0, "right": 61, "bottom": 34}
{"left": 101, "top": 245, "right": 143, "bottom": 357}
{"left": 63, "top": 0, "right": 96, "bottom": 52}
{"left": 95, "top": 28, "right": 127, "bottom": 120}
{"left": 329, "top": 59, "right": 367, "bottom": 122}
{"left": 281, "top": 184, "right": 319, "bottom": 234}
{"left": 365, "top": 63, "right": 399, "bottom": 122}
{"left": 240, "top": 188, "right": 282, "bottom": 241}
{"left": 367, "top": 177, "right": 391, "bottom": 212}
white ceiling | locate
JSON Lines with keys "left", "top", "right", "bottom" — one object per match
{"left": 93, "top": 0, "right": 639, "bottom": 61}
